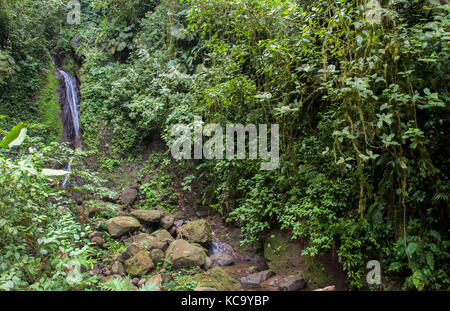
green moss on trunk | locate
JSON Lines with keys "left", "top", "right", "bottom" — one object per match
{"left": 38, "top": 63, "right": 62, "bottom": 142}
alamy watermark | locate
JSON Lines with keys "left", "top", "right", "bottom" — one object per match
{"left": 367, "top": 260, "right": 382, "bottom": 285}
{"left": 170, "top": 116, "right": 279, "bottom": 170}
{"left": 66, "top": 0, "right": 81, "bottom": 25}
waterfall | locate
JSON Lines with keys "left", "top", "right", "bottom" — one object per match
{"left": 53, "top": 59, "right": 80, "bottom": 187}
{"left": 57, "top": 68, "right": 80, "bottom": 142}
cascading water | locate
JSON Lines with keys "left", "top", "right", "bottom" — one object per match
{"left": 53, "top": 59, "right": 80, "bottom": 187}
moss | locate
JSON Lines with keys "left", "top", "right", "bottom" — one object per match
{"left": 263, "top": 230, "right": 303, "bottom": 274}
{"left": 263, "top": 230, "right": 336, "bottom": 288}
{"left": 184, "top": 267, "right": 241, "bottom": 291}
{"left": 38, "top": 63, "right": 62, "bottom": 142}
{"left": 301, "top": 255, "right": 336, "bottom": 289}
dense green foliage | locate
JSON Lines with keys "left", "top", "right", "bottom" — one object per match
{"left": 0, "top": 0, "right": 448, "bottom": 290}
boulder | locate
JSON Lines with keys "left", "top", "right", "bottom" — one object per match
{"left": 160, "top": 215, "right": 175, "bottom": 229}
{"left": 147, "top": 241, "right": 167, "bottom": 251}
{"left": 176, "top": 219, "right": 212, "bottom": 245}
{"left": 165, "top": 239, "right": 206, "bottom": 269}
{"left": 120, "top": 188, "right": 138, "bottom": 205}
{"left": 210, "top": 252, "right": 235, "bottom": 266}
{"left": 149, "top": 249, "right": 164, "bottom": 265}
{"left": 130, "top": 209, "right": 163, "bottom": 225}
{"left": 124, "top": 233, "right": 154, "bottom": 249}
{"left": 239, "top": 270, "right": 273, "bottom": 285}
{"left": 111, "top": 261, "right": 125, "bottom": 276}
{"left": 119, "top": 244, "right": 142, "bottom": 262}
{"left": 144, "top": 274, "right": 163, "bottom": 290}
{"left": 186, "top": 267, "right": 241, "bottom": 291}
{"left": 106, "top": 216, "right": 140, "bottom": 237}
{"left": 124, "top": 250, "right": 155, "bottom": 277}
{"left": 124, "top": 230, "right": 173, "bottom": 251}
{"left": 151, "top": 229, "right": 174, "bottom": 246}
{"left": 277, "top": 275, "right": 306, "bottom": 291}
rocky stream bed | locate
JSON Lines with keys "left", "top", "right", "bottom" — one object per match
{"left": 79, "top": 187, "right": 342, "bottom": 292}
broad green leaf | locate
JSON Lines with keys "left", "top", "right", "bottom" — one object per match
{"left": 0, "top": 122, "right": 25, "bottom": 148}
{"left": 406, "top": 242, "right": 418, "bottom": 257}
{"left": 41, "top": 169, "right": 69, "bottom": 176}
{"left": 8, "top": 128, "right": 27, "bottom": 148}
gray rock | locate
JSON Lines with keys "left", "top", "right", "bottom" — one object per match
{"left": 210, "top": 252, "right": 235, "bottom": 266}
{"left": 111, "top": 261, "right": 125, "bottom": 276}
{"left": 165, "top": 239, "right": 206, "bottom": 269}
{"left": 160, "top": 215, "right": 175, "bottom": 229}
{"left": 120, "top": 188, "right": 138, "bottom": 205}
{"left": 124, "top": 250, "right": 155, "bottom": 277}
{"left": 176, "top": 219, "right": 212, "bottom": 245}
{"left": 130, "top": 209, "right": 163, "bottom": 225}
{"left": 277, "top": 274, "right": 306, "bottom": 291}
{"left": 150, "top": 249, "right": 165, "bottom": 264}
{"left": 239, "top": 270, "right": 273, "bottom": 285}
{"left": 106, "top": 216, "right": 141, "bottom": 237}
{"left": 119, "top": 244, "right": 142, "bottom": 262}
{"left": 125, "top": 233, "right": 152, "bottom": 246}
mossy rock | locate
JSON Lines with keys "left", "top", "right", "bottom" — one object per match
{"left": 263, "top": 230, "right": 336, "bottom": 288}
{"left": 263, "top": 230, "right": 303, "bottom": 274}
{"left": 301, "top": 255, "right": 336, "bottom": 289}
{"left": 185, "top": 267, "right": 241, "bottom": 291}
{"left": 176, "top": 219, "right": 212, "bottom": 245}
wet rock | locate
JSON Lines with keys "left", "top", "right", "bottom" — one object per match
{"left": 277, "top": 275, "right": 306, "bottom": 291}
{"left": 176, "top": 219, "right": 212, "bottom": 245}
{"left": 120, "top": 188, "right": 138, "bottom": 205}
{"left": 239, "top": 270, "right": 273, "bottom": 285}
{"left": 106, "top": 216, "right": 140, "bottom": 237}
{"left": 130, "top": 209, "right": 163, "bottom": 225}
{"left": 160, "top": 215, "right": 175, "bottom": 229}
{"left": 210, "top": 252, "right": 235, "bottom": 266}
{"left": 124, "top": 250, "right": 155, "bottom": 277}
{"left": 165, "top": 239, "right": 206, "bottom": 269}
{"left": 187, "top": 267, "right": 241, "bottom": 291}
{"left": 111, "top": 261, "right": 125, "bottom": 276}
